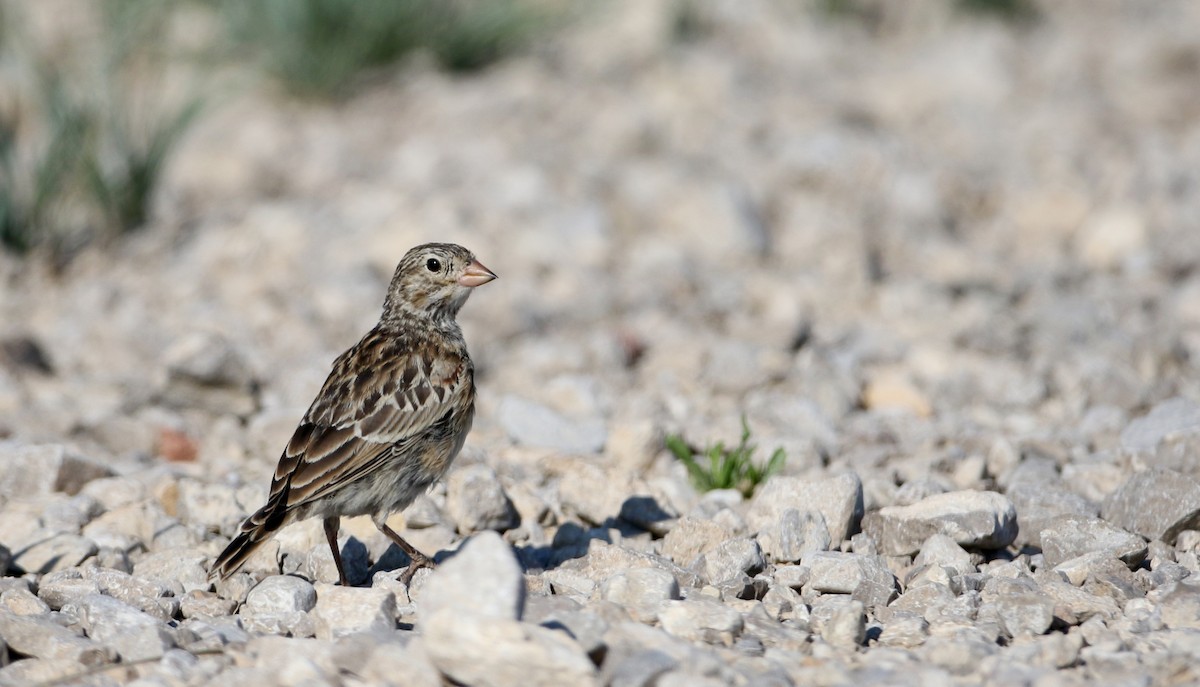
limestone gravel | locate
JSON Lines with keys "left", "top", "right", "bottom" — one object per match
{"left": 2, "top": 1, "right": 1200, "bottom": 685}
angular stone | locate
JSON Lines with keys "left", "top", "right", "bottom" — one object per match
{"left": 1008, "top": 479, "right": 1098, "bottom": 548}
{"left": 658, "top": 599, "right": 743, "bottom": 645}
{"left": 1121, "top": 397, "right": 1200, "bottom": 454}
{"left": 601, "top": 568, "right": 680, "bottom": 623}
{"left": 988, "top": 594, "right": 1056, "bottom": 637}
{"left": 245, "top": 575, "right": 318, "bottom": 615}
{"left": 1039, "top": 515, "right": 1147, "bottom": 568}
{"left": 0, "top": 608, "right": 113, "bottom": 665}
{"left": 66, "top": 594, "right": 175, "bottom": 661}
{"left": 0, "top": 443, "right": 113, "bottom": 501}
{"left": 176, "top": 480, "right": 244, "bottom": 531}
{"left": 311, "top": 584, "right": 396, "bottom": 640}
{"left": 419, "top": 531, "right": 524, "bottom": 621}
{"left": 701, "top": 538, "right": 764, "bottom": 584}
{"left": 445, "top": 464, "right": 520, "bottom": 534}
{"left": 1101, "top": 469, "right": 1200, "bottom": 544}
{"left": 746, "top": 472, "right": 864, "bottom": 543}
{"left": 425, "top": 613, "right": 599, "bottom": 687}
{"left": 803, "top": 551, "right": 864, "bottom": 594}
{"left": 913, "top": 534, "right": 976, "bottom": 576}
{"left": 810, "top": 596, "right": 865, "bottom": 650}
{"left": 757, "top": 509, "right": 830, "bottom": 563}
{"left": 84, "top": 568, "right": 178, "bottom": 621}
{"left": 661, "top": 516, "right": 738, "bottom": 566}
{"left": 132, "top": 549, "right": 211, "bottom": 595}
{"left": 12, "top": 533, "right": 97, "bottom": 574}
{"left": 862, "top": 490, "right": 1017, "bottom": 556}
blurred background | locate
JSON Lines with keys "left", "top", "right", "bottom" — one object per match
{"left": 1, "top": 0, "right": 1199, "bottom": 501}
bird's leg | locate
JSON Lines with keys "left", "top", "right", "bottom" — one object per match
{"left": 374, "top": 520, "right": 435, "bottom": 584}
{"left": 323, "top": 516, "right": 350, "bottom": 587}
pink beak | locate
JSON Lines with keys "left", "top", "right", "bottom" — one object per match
{"left": 458, "top": 259, "right": 498, "bottom": 288}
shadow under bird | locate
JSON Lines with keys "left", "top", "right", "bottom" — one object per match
{"left": 211, "top": 243, "right": 497, "bottom": 586}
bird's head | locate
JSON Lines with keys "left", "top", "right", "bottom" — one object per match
{"left": 383, "top": 243, "right": 497, "bottom": 322}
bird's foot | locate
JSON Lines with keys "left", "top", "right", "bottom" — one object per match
{"left": 398, "top": 552, "right": 436, "bottom": 586}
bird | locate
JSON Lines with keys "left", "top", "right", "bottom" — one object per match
{"left": 211, "top": 243, "right": 496, "bottom": 586}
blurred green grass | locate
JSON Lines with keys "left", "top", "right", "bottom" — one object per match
{"left": 215, "top": 0, "right": 550, "bottom": 99}
{"left": 0, "top": 0, "right": 553, "bottom": 257}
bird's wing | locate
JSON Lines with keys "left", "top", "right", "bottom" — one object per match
{"left": 265, "top": 330, "right": 473, "bottom": 514}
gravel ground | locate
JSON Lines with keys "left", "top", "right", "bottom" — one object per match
{"left": 3, "top": 1, "right": 1200, "bottom": 685}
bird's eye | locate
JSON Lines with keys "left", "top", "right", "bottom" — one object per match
{"left": 426, "top": 258, "right": 441, "bottom": 273}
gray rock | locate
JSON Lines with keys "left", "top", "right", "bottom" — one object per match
{"left": 772, "top": 565, "right": 811, "bottom": 590}
{"left": 810, "top": 596, "right": 865, "bottom": 650}
{"left": 658, "top": 599, "right": 743, "bottom": 645}
{"left": 701, "top": 537, "right": 764, "bottom": 584}
{"left": 913, "top": 533, "right": 976, "bottom": 576}
{"left": 746, "top": 472, "right": 864, "bottom": 544}
{"left": 498, "top": 395, "right": 606, "bottom": 454}
{"left": 176, "top": 479, "right": 244, "bottom": 532}
{"left": 985, "top": 594, "right": 1056, "bottom": 637}
{"left": 1008, "top": 478, "right": 1098, "bottom": 548}
{"left": 424, "top": 613, "right": 600, "bottom": 687}
{"left": 803, "top": 551, "right": 898, "bottom": 609}
{"left": 660, "top": 516, "right": 738, "bottom": 566}
{"left": 310, "top": 584, "right": 396, "bottom": 640}
{"left": 536, "top": 609, "right": 609, "bottom": 663}
{"left": 851, "top": 556, "right": 901, "bottom": 610}
{"left": 356, "top": 638, "right": 443, "bottom": 687}
{"left": 1155, "top": 580, "right": 1200, "bottom": 629}
{"left": 862, "top": 490, "right": 1017, "bottom": 556}
{"left": 757, "top": 509, "right": 831, "bottom": 563}
{"left": 803, "top": 551, "right": 864, "bottom": 594}
{"left": 36, "top": 570, "right": 101, "bottom": 610}
{"left": 1120, "top": 397, "right": 1200, "bottom": 454}
{"left": 0, "top": 442, "right": 113, "bottom": 501}
{"left": 761, "top": 583, "right": 804, "bottom": 621}
{"left": 1039, "top": 515, "right": 1147, "bottom": 568}
{"left": 12, "top": 533, "right": 97, "bottom": 574}
{"left": 180, "top": 591, "right": 238, "bottom": 619}
{"left": 558, "top": 540, "right": 700, "bottom": 590}
{"left": 543, "top": 569, "right": 597, "bottom": 600}
{"left": 0, "top": 608, "right": 114, "bottom": 665}
{"left": 1, "top": 587, "right": 50, "bottom": 616}
{"left": 245, "top": 575, "right": 318, "bottom": 615}
{"left": 1101, "top": 469, "right": 1200, "bottom": 544}
{"left": 601, "top": 568, "right": 680, "bottom": 623}
{"left": 41, "top": 493, "right": 102, "bottom": 533}
{"left": 132, "top": 548, "right": 211, "bottom": 595}
{"left": 877, "top": 614, "right": 929, "bottom": 648}
{"left": 445, "top": 464, "right": 520, "bottom": 534}
{"left": 1039, "top": 581, "right": 1121, "bottom": 625}
{"left": 84, "top": 568, "right": 178, "bottom": 621}
{"left": 419, "top": 531, "right": 525, "bottom": 621}
{"left": 66, "top": 593, "right": 175, "bottom": 661}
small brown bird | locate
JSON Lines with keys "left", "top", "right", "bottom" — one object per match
{"left": 211, "top": 243, "right": 496, "bottom": 586}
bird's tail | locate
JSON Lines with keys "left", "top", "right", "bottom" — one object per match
{"left": 209, "top": 506, "right": 282, "bottom": 581}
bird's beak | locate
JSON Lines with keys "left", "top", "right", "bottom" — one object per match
{"left": 458, "top": 259, "right": 498, "bottom": 288}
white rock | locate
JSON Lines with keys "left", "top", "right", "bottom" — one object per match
{"left": 600, "top": 568, "right": 680, "bottom": 623}
{"left": 310, "top": 585, "right": 396, "bottom": 640}
{"left": 445, "top": 464, "right": 520, "bottom": 534}
{"left": 245, "top": 575, "right": 318, "bottom": 615}
{"left": 658, "top": 599, "right": 744, "bottom": 645}
{"left": 746, "top": 473, "right": 864, "bottom": 544}
{"left": 424, "top": 613, "right": 599, "bottom": 687}
{"left": 419, "top": 531, "right": 524, "bottom": 621}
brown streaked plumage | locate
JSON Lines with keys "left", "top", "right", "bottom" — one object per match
{"left": 211, "top": 243, "right": 496, "bottom": 586}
